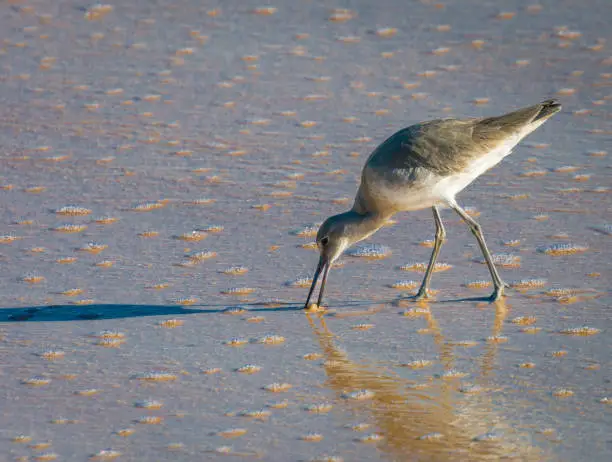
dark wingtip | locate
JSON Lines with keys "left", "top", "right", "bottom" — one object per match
{"left": 535, "top": 99, "right": 562, "bottom": 121}
{"left": 541, "top": 98, "right": 562, "bottom": 108}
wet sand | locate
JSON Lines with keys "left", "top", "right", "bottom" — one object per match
{"left": 1, "top": 0, "right": 611, "bottom": 460}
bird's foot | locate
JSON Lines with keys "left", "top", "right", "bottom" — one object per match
{"left": 413, "top": 288, "right": 432, "bottom": 301}
{"left": 488, "top": 283, "right": 508, "bottom": 303}
{"left": 304, "top": 303, "right": 327, "bottom": 312}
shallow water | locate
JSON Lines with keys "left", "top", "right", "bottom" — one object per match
{"left": 1, "top": 0, "right": 611, "bottom": 460}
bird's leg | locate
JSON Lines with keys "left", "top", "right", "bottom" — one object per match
{"left": 415, "top": 206, "right": 446, "bottom": 300}
{"left": 450, "top": 202, "right": 507, "bottom": 301}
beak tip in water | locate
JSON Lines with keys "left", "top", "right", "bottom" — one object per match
{"left": 303, "top": 255, "right": 330, "bottom": 310}
{"left": 304, "top": 302, "right": 326, "bottom": 312}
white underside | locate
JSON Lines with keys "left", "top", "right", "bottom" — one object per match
{"left": 432, "top": 137, "right": 519, "bottom": 205}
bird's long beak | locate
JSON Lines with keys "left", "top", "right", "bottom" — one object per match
{"left": 303, "top": 255, "right": 331, "bottom": 309}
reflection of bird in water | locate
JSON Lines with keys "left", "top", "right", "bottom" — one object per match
{"left": 306, "top": 301, "right": 548, "bottom": 461}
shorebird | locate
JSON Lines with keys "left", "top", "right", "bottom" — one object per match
{"left": 304, "top": 100, "right": 561, "bottom": 309}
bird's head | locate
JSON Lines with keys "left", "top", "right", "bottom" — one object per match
{"left": 315, "top": 214, "right": 351, "bottom": 266}
{"left": 302, "top": 214, "right": 349, "bottom": 310}
{"left": 303, "top": 211, "right": 384, "bottom": 309}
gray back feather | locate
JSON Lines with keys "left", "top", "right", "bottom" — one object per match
{"left": 366, "top": 100, "right": 561, "bottom": 176}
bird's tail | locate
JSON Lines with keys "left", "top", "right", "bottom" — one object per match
{"left": 479, "top": 99, "right": 562, "bottom": 133}
{"left": 532, "top": 99, "right": 562, "bottom": 122}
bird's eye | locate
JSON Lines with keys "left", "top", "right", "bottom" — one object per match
{"left": 320, "top": 236, "right": 329, "bottom": 246}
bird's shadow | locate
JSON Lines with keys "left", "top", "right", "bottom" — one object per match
{"left": 437, "top": 294, "right": 499, "bottom": 303}
{"left": 0, "top": 302, "right": 304, "bottom": 323}
{"left": 0, "top": 294, "right": 500, "bottom": 323}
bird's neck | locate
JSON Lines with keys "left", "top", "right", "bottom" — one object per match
{"left": 343, "top": 209, "right": 391, "bottom": 245}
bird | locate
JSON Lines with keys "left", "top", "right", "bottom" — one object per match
{"left": 303, "top": 99, "right": 561, "bottom": 309}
